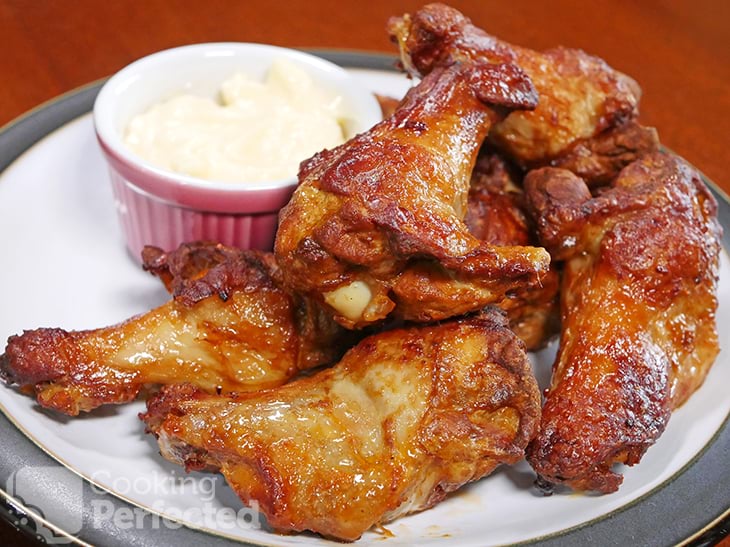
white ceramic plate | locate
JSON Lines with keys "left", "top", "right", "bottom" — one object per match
{"left": 0, "top": 55, "right": 728, "bottom": 546}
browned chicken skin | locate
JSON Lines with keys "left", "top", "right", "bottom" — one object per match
{"left": 275, "top": 58, "right": 550, "bottom": 329}
{"left": 546, "top": 121, "right": 659, "bottom": 187}
{"left": 388, "top": 3, "right": 656, "bottom": 184}
{"left": 465, "top": 150, "right": 560, "bottom": 350}
{"left": 465, "top": 149, "right": 529, "bottom": 246}
{"left": 523, "top": 152, "right": 721, "bottom": 493}
{"left": 141, "top": 310, "right": 541, "bottom": 541}
{"left": 142, "top": 242, "right": 358, "bottom": 371}
{"left": 141, "top": 241, "right": 255, "bottom": 300}
{"left": 0, "top": 244, "right": 352, "bottom": 415}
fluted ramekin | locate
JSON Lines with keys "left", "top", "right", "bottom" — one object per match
{"left": 93, "top": 43, "right": 382, "bottom": 261}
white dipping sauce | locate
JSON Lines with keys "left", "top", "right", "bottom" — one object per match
{"left": 124, "top": 59, "right": 347, "bottom": 183}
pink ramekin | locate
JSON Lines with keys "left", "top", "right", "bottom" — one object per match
{"left": 93, "top": 43, "right": 382, "bottom": 262}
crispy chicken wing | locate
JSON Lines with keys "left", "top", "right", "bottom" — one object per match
{"left": 0, "top": 244, "right": 352, "bottom": 415}
{"left": 275, "top": 58, "right": 550, "bottom": 329}
{"left": 141, "top": 310, "right": 541, "bottom": 541}
{"left": 465, "top": 150, "right": 560, "bottom": 350}
{"left": 142, "top": 242, "right": 358, "bottom": 371}
{"left": 523, "top": 152, "right": 721, "bottom": 493}
{"left": 388, "top": 4, "right": 653, "bottom": 183}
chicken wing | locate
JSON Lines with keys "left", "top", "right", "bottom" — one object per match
{"left": 141, "top": 310, "right": 541, "bottom": 541}
{"left": 275, "top": 57, "right": 550, "bottom": 329}
{"left": 388, "top": 3, "right": 653, "bottom": 183}
{"left": 523, "top": 152, "right": 721, "bottom": 493}
{"left": 141, "top": 242, "right": 358, "bottom": 371}
{"left": 0, "top": 245, "right": 352, "bottom": 415}
{"left": 465, "top": 150, "right": 560, "bottom": 350}
{"left": 376, "top": 76, "right": 559, "bottom": 347}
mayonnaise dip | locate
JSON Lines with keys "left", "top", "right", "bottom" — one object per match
{"left": 124, "top": 59, "right": 347, "bottom": 183}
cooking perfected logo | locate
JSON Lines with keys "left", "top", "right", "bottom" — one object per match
{"left": 5, "top": 465, "right": 262, "bottom": 543}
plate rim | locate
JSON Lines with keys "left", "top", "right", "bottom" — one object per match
{"left": 0, "top": 49, "right": 728, "bottom": 547}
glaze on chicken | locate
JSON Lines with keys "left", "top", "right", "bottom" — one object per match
{"left": 0, "top": 244, "right": 352, "bottom": 415}
{"left": 388, "top": 3, "right": 658, "bottom": 184}
{"left": 275, "top": 58, "right": 550, "bottom": 329}
{"left": 523, "top": 152, "right": 721, "bottom": 492}
{"left": 0, "top": 8, "right": 722, "bottom": 536}
{"left": 142, "top": 310, "right": 541, "bottom": 541}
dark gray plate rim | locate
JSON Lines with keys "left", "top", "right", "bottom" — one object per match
{"left": 0, "top": 50, "right": 728, "bottom": 547}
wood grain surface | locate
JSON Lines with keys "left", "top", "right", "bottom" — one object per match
{"left": 0, "top": 1, "right": 727, "bottom": 545}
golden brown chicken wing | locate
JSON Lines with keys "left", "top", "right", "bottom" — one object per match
{"left": 465, "top": 150, "right": 560, "bottom": 350}
{"left": 142, "top": 242, "right": 358, "bottom": 371}
{"left": 141, "top": 310, "right": 541, "bottom": 541}
{"left": 0, "top": 245, "right": 352, "bottom": 415}
{"left": 523, "top": 152, "right": 721, "bottom": 493}
{"left": 275, "top": 58, "right": 550, "bottom": 329}
{"left": 388, "top": 3, "right": 652, "bottom": 183}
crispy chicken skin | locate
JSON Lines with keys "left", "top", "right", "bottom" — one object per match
{"left": 0, "top": 245, "right": 351, "bottom": 415}
{"left": 140, "top": 241, "right": 262, "bottom": 300}
{"left": 523, "top": 152, "right": 721, "bottom": 493}
{"left": 355, "top": 106, "right": 559, "bottom": 346}
{"left": 388, "top": 4, "right": 650, "bottom": 181}
{"left": 465, "top": 150, "right": 529, "bottom": 246}
{"left": 141, "top": 310, "right": 541, "bottom": 541}
{"left": 546, "top": 121, "right": 659, "bottom": 187}
{"left": 465, "top": 151, "right": 560, "bottom": 350}
{"left": 142, "top": 242, "right": 357, "bottom": 371}
{"left": 275, "top": 58, "right": 550, "bottom": 329}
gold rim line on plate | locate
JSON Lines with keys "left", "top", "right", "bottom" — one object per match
{"left": 0, "top": 397, "right": 278, "bottom": 547}
{"left": 0, "top": 487, "right": 93, "bottom": 546}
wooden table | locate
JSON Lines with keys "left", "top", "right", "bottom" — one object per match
{"left": 1, "top": 0, "right": 728, "bottom": 195}
{"left": 0, "top": 1, "right": 728, "bottom": 545}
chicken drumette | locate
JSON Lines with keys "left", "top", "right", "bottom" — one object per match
{"left": 523, "top": 152, "right": 721, "bottom": 493}
{"left": 275, "top": 56, "right": 550, "bottom": 329}
{"left": 388, "top": 3, "right": 659, "bottom": 185}
{"left": 0, "top": 243, "right": 352, "bottom": 415}
{"left": 142, "top": 310, "right": 541, "bottom": 541}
